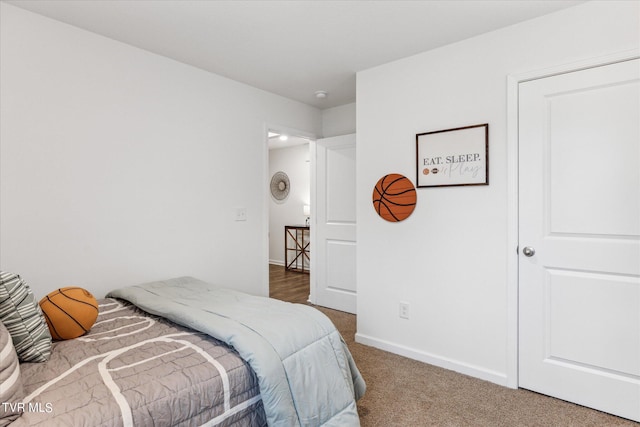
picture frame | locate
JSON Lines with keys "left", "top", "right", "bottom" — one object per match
{"left": 416, "top": 123, "right": 489, "bottom": 188}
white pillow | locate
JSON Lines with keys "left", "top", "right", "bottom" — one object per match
{"left": 0, "top": 321, "right": 24, "bottom": 426}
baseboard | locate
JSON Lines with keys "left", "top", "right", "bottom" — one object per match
{"left": 355, "top": 333, "right": 508, "bottom": 387}
{"left": 269, "top": 260, "right": 311, "bottom": 272}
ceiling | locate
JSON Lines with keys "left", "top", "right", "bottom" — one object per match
{"left": 5, "top": 0, "right": 584, "bottom": 109}
{"left": 268, "top": 133, "right": 310, "bottom": 150}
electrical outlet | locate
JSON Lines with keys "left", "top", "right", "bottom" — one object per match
{"left": 399, "top": 302, "right": 409, "bottom": 319}
{"left": 235, "top": 207, "right": 247, "bottom": 221}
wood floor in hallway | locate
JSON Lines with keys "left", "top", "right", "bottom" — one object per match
{"left": 268, "top": 263, "right": 310, "bottom": 304}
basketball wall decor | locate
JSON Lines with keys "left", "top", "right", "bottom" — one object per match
{"left": 39, "top": 287, "right": 99, "bottom": 340}
{"left": 372, "top": 174, "right": 417, "bottom": 222}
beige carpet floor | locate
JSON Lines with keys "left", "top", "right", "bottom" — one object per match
{"left": 315, "top": 306, "right": 638, "bottom": 427}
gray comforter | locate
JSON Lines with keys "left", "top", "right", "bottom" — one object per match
{"left": 107, "top": 277, "right": 366, "bottom": 427}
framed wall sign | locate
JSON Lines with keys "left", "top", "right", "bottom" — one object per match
{"left": 416, "top": 124, "right": 489, "bottom": 188}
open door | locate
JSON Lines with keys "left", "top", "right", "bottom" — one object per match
{"left": 310, "top": 134, "right": 357, "bottom": 313}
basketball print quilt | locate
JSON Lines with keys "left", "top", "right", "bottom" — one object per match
{"left": 14, "top": 299, "right": 266, "bottom": 426}
{"left": 108, "top": 277, "right": 366, "bottom": 426}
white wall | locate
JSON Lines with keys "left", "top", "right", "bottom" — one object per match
{"left": 0, "top": 4, "right": 322, "bottom": 299}
{"left": 321, "top": 103, "right": 356, "bottom": 138}
{"left": 268, "top": 144, "right": 311, "bottom": 266}
{"left": 356, "top": 0, "right": 639, "bottom": 385}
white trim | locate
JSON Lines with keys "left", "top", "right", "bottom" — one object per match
{"left": 505, "top": 48, "right": 639, "bottom": 390}
{"left": 308, "top": 138, "right": 317, "bottom": 305}
{"left": 269, "top": 260, "right": 311, "bottom": 272}
{"left": 506, "top": 73, "right": 520, "bottom": 389}
{"left": 509, "top": 49, "right": 640, "bottom": 83}
{"left": 355, "top": 333, "right": 508, "bottom": 386}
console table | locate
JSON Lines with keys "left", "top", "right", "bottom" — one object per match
{"left": 285, "top": 225, "right": 310, "bottom": 273}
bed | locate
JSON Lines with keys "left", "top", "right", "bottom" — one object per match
{"left": 1, "top": 276, "right": 365, "bottom": 426}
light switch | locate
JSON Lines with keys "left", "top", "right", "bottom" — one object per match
{"left": 235, "top": 207, "right": 247, "bottom": 221}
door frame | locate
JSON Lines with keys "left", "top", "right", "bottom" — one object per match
{"left": 505, "top": 48, "right": 639, "bottom": 389}
{"left": 262, "top": 123, "right": 317, "bottom": 298}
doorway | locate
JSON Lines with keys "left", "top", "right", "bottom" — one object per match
{"left": 266, "top": 128, "right": 314, "bottom": 302}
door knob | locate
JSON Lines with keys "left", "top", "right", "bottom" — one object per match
{"left": 522, "top": 246, "right": 536, "bottom": 257}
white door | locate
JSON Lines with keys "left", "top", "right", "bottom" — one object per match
{"left": 311, "top": 134, "right": 357, "bottom": 313}
{"left": 518, "top": 58, "right": 640, "bottom": 422}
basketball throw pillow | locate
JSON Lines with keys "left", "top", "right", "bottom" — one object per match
{"left": 39, "top": 287, "right": 99, "bottom": 340}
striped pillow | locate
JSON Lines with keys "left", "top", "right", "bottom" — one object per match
{"left": 0, "top": 321, "right": 24, "bottom": 426}
{"left": 0, "top": 272, "right": 51, "bottom": 362}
